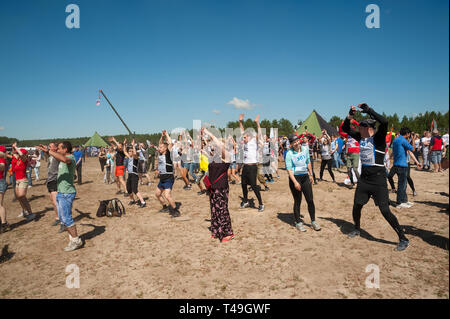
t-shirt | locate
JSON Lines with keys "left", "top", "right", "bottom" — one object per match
{"left": 116, "top": 150, "right": 125, "bottom": 166}
{"left": 443, "top": 134, "right": 449, "bottom": 146}
{"left": 421, "top": 137, "right": 431, "bottom": 150}
{"left": 47, "top": 155, "right": 60, "bottom": 183}
{"left": 57, "top": 155, "right": 76, "bottom": 194}
{"left": 0, "top": 158, "right": 6, "bottom": 180}
{"left": 430, "top": 136, "right": 443, "bottom": 151}
{"left": 285, "top": 146, "right": 310, "bottom": 175}
{"left": 73, "top": 150, "right": 83, "bottom": 165}
{"left": 336, "top": 138, "right": 344, "bottom": 153}
{"left": 393, "top": 135, "right": 413, "bottom": 167}
{"left": 321, "top": 144, "right": 332, "bottom": 160}
{"left": 243, "top": 138, "right": 258, "bottom": 164}
{"left": 12, "top": 158, "right": 27, "bottom": 180}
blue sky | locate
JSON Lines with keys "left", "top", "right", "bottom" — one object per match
{"left": 0, "top": 0, "right": 448, "bottom": 140}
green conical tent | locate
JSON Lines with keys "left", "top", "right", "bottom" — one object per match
{"left": 83, "top": 132, "right": 109, "bottom": 148}
{"left": 296, "top": 110, "right": 338, "bottom": 137}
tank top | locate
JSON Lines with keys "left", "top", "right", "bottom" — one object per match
{"left": 158, "top": 151, "right": 173, "bottom": 181}
{"left": 243, "top": 138, "right": 258, "bottom": 164}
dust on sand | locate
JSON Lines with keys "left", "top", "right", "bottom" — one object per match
{"left": 0, "top": 158, "right": 448, "bottom": 298}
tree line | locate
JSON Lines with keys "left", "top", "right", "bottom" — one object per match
{"left": 2, "top": 110, "right": 447, "bottom": 148}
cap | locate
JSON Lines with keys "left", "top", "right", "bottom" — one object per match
{"left": 0, "top": 145, "right": 5, "bottom": 153}
{"left": 20, "top": 148, "right": 28, "bottom": 155}
{"left": 288, "top": 134, "right": 299, "bottom": 144}
{"left": 359, "top": 119, "right": 377, "bottom": 128}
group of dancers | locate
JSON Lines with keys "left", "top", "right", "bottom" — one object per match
{"left": 1, "top": 103, "right": 446, "bottom": 252}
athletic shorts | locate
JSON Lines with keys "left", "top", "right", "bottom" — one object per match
{"left": 16, "top": 178, "right": 29, "bottom": 189}
{"left": 138, "top": 160, "right": 147, "bottom": 174}
{"left": 354, "top": 180, "right": 389, "bottom": 207}
{"left": 115, "top": 165, "right": 125, "bottom": 177}
{"left": 57, "top": 192, "right": 76, "bottom": 227}
{"left": 0, "top": 179, "right": 7, "bottom": 193}
{"left": 126, "top": 173, "right": 139, "bottom": 194}
{"left": 431, "top": 150, "right": 442, "bottom": 164}
{"left": 158, "top": 178, "right": 174, "bottom": 190}
{"left": 347, "top": 152, "right": 360, "bottom": 169}
{"left": 47, "top": 180, "right": 57, "bottom": 193}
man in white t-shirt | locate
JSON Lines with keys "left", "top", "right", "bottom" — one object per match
{"left": 238, "top": 114, "right": 264, "bottom": 212}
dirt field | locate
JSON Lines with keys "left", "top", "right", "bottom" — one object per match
{"left": 0, "top": 157, "right": 448, "bottom": 299}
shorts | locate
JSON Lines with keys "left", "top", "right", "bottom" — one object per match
{"left": 127, "top": 173, "right": 139, "bottom": 194}
{"left": 431, "top": 150, "right": 442, "bottom": 164}
{"left": 230, "top": 162, "right": 236, "bottom": 170}
{"left": 182, "top": 161, "right": 191, "bottom": 169}
{"left": 57, "top": 192, "right": 76, "bottom": 227}
{"left": 0, "top": 179, "right": 7, "bottom": 193}
{"left": 16, "top": 178, "right": 29, "bottom": 189}
{"left": 158, "top": 178, "right": 174, "bottom": 190}
{"left": 138, "top": 160, "right": 147, "bottom": 174}
{"left": 47, "top": 180, "right": 57, "bottom": 193}
{"left": 354, "top": 180, "right": 389, "bottom": 207}
{"left": 347, "top": 152, "right": 360, "bottom": 169}
{"left": 115, "top": 165, "right": 125, "bottom": 177}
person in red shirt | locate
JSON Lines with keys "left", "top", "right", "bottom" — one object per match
{"left": 339, "top": 119, "right": 360, "bottom": 188}
{"left": 0, "top": 145, "right": 10, "bottom": 233}
{"left": 11, "top": 143, "right": 35, "bottom": 220}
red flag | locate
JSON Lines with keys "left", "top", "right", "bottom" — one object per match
{"left": 385, "top": 127, "right": 393, "bottom": 152}
{"left": 430, "top": 119, "right": 437, "bottom": 132}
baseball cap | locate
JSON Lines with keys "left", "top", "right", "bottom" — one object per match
{"left": 288, "top": 134, "right": 299, "bottom": 144}
{"left": 359, "top": 119, "right": 377, "bottom": 128}
{"left": 20, "top": 148, "right": 28, "bottom": 155}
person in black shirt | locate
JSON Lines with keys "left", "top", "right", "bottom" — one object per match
{"left": 155, "top": 130, "right": 181, "bottom": 217}
{"left": 342, "top": 103, "right": 409, "bottom": 251}
{"left": 109, "top": 137, "right": 128, "bottom": 195}
{"left": 124, "top": 140, "right": 146, "bottom": 208}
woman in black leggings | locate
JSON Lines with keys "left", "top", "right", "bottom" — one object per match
{"left": 318, "top": 133, "right": 336, "bottom": 182}
{"left": 285, "top": 134, "right": 321, "bottom": 232}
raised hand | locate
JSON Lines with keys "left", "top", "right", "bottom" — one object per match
{"left": 358, "top": 103, "right": 370, "bottom": 113}
{"left": 255, "top": 114, "right": 260, "bottom": 123}
{"left": 239, "top": 114, "right": 244, "bottom": 121}
{"left": 349, "top": 105, "right": 357, "bottom": 116}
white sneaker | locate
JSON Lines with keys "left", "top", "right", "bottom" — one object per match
{"left": 64, "top": 238, "right": 83, "bottom": 252}
{"left": 398, "top": 203, "right": 412, "bottom": 209}
{"left": 406, "top": 202, "right": 414, "bottom": 206}
{"left": 17, "top": 211, "right": 25, "bottom": 218}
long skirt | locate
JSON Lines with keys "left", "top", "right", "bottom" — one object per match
{"left": 209, "top": 188, "right": 233, "bottom": 241}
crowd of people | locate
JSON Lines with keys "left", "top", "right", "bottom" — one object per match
{"left": 0, "top": 104, "right": 448, "bottom": 252}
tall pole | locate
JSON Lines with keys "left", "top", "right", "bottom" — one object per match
{"left": 99, "top": 89, "right": 134, "bottom": 137}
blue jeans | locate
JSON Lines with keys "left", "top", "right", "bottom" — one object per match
{"left": 186, "top": 162, "right": 197, "bottom": 181}
{"left": 396, "top": 166, "right": 408, "bottom": 204}
{"left": 333, "top": 152, "right": 341, "bottom": 168}
{"left": 431, "top": 150, "right": 442, "bottom": 164}
{"left": 57, "top": 192, "right": 76, "bottom": 227}
{"left": 27, "top": 167, "right": 32, "bottom": 186}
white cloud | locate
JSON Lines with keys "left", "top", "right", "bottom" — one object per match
{"left": 227, "top": 97, "right": 255, "bottom": 110}
{"left": 212, "top": 109, "right": 221, "bottom": 114}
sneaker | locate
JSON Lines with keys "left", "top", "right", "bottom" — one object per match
{"left": 58, "top": 224, "right": 67, "bottom": 233}
{"left": 397, "top": 202, "right": 412, "bottom": 209}
{"left": 115, "top": 190, "right": 123, "bottom": 195}
{"left": 128, "top": 200, "right": 136, "bottom": 205}
{"left": 311, "top": 221, "right": 321, "bottom": 231}
{"left": 64, "top": 238, "right": 83, "bottom": 252}
{"left": 123, "top": 193, "right": 129, "bottom": 198}
{"left": 0, "top": 223, "right": 11, "bottom": 233}
{"left": 406, "top": 202, "right": 414, "bottom": 206}
{"left": 258, "top": 204, "right": 265, "bottom": 212}
{"left": 348, "top": 229, "right": 360, "bottom": 238}
{"left": 17, "top": 210, "right": 26, "bottom": 218}
{"left": 138, "top": 202, "right": 146, "bottom": 208}
{"left": 295, "top": 222, "right": 307, "bottom": 232}
{"left": 270, "top": 180, "right": 274, "bottom": 184}
{"left": 395, "top": 239, "right": 409, "bottom": 251}
{"left": 264, "top": 186, "right": 270, "bottom": 191}
{"left": 51, "top": 220, "right": 60, "bottom": 226}
{"left": 197, "top": 190, "right": 206, "bottom": 195}
{"left": 170, "top": 209, "right": 181, "bottom": 218}
{"left": 413, "top": 191, "right": 417, "bottom": 197}
{"left": 230, "top": 180, "right": 236, "bottom": 185}
{"left": 240, "top": 201, "right": 250, "bottom": 209}
{"left": 159, "top": 205, "right": 169, "bottom": 213}
{"left": 26, "top": 213, "right": 36, "bottom": 221}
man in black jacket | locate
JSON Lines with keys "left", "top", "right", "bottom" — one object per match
{"left": 342, "top": 103, "right": 409, "bottom": 251}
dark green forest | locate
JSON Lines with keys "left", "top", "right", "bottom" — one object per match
{"left": 1, "top": 110, "right": 447, "bottom": 147}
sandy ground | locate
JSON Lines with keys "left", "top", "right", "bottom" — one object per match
{"left": 0, "top": 157, "right": 448, "bottom": 299}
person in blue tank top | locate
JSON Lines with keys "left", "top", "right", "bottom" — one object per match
{"left": 342, "top": 103, "right": 410, "bottom": 251}
{"left": 285, "top": 134, "right": 321, "bottom": 232}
